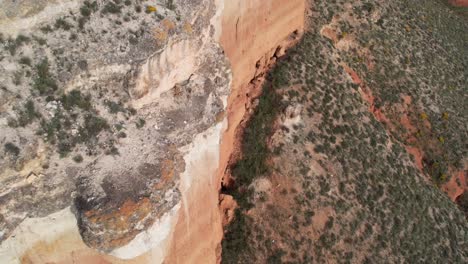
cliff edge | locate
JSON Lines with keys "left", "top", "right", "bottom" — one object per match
{"left": 0, "top": 0, "right": 305, "bottom": 263}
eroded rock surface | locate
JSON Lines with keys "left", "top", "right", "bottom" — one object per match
{"left": 0, "top": 0, "right": 305, "bottom": 263}
{"left": 0, "top": 0, "right": 230, "bottom": 262}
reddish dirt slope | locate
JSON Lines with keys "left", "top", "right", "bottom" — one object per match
{"left": 449, "top": 0, "right": 468, "bottom": 7}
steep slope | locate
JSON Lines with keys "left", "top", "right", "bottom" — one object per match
{"left": 222, "top": 0, "right": 468, "bottom": 263}
{"left": 218, "top": 0, "right": 305, "bottom": 204}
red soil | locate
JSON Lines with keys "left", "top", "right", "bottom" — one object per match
{"left": 449, "top": 0, "right": 468, "bottom": 7}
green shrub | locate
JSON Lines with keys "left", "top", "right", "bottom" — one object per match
{"left": 55, "top": 18, "right": 73, "bottom": 30}
{"left": 105, "top": 100, "right": 125, "bottom": 114}
{"left": 19, "top": 56, "right": 31, "bottom": 66}
{"left": 221, "top": 210, "right": 251, "bottom": 264}
{"left": 166, "top": 0, "right": 175, "bottom": 10}
{"left": 102, "top": 2, "right": 122, "bottom": 14}
{"left": 117, "top": 131, "right": 127, "bottom": 138}
{"left": 33, "top": 36, "right": 47, "bottom": 45}
{"left": 79, "top": 1, "right": 98, "bottom": 29}
{"left": 57, "top": 138, "right": 74, "bottom": 157}
{"left": 60, "top": 90, "right": 91, "bottom": 110}
{"left": 222, "top": 67, "right": 284, "bottom": 261}
{"left": 33, "top": 59, "right": 57, "bottom": 95}
{"left": 73, "top": 154, "right": 84, "bottom": 163}
{"left": 15, "top": 35, "right": 30, "bottom": 45}
{"left": 136, "top": 118, "right": 146, "bottom": 129}
{"left": 267, "top": 249, "right": 286, "bottom": 264}
{"left": 40, "top": 113, "right": 62, "bottom": 143}
{"left": 78, "top": 17, "right": 87, "bottom": 29}
{"left": 17, "top": 100, "right": 40, "bottom": 127}
{"left": 80, "top": 1, "right": 96, "bottom": 17}
{"left": 78, "top": 114, "right": 109, "bottom": 142}
{"left": 4, "top": 142, "right": 20, "bottom": 156}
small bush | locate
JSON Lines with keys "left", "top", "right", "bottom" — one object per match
{"left": 136, "top": 118, "right": 146, "bottom": 128}
{"left": 33, "top": 36, "right": 47, "bottom": 45}
{"left": 17, "top": 100, "right": 40, "bottom": 127}
{"left": 15, "top": 35, "right": 30, "bottom": 45}
{"left": 79, "top": 1, "right": 98, "bottom": 28}
{"left": 55, "top": 18, "right": 73, "bottom": 30}
{"left": 40, "top": 25, "right": 53, "bottom": 33}
{"left": 60, "top": 90, "right": 92, "bottom": 110}
{"left": 166, "top": 0, "right": 175, "bottom": 10}
{"left": 117, "top": 131, "right": 127, "bottom": 138}
{"left": 104, "top": 100, "right": 125, "bottom": 114}
{"left": 34, "top": 59, "right": 57, "bottom": 95}
{"left": 78, "top": 114, "right": 109, "bottom": 142}
{"left": 4, "top": 142, "right": 20, "bottom": 156}
{"left": 102, "top": 2, "right": 122, "bottom": 14}
{"left": 73, "top": 154, "right": 84, "bottom": 163}
{"left": 57, "top": 137, "right": 74, "bottom": 157}
{"left": 19, "top": 56, "right": 31, "bottom": 66}
{"left": 80, "top": 2, "right": 94, "bottom": 17}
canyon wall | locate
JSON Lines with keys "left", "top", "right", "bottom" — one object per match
{"left": 165, "top": 0, "right": 306, "bottom": 263}
{"left": 218, "top": 0, "right": 305, "bottom": 188}
{"left": 0, "top": 0, "right": 305, "bottom": 263}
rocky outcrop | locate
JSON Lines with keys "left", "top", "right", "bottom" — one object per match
{"left": 0, "top": 0, "right": 305, "bottom": 263}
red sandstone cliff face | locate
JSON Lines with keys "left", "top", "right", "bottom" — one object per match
{"left": 164, "top": 1, "right": 306, "bottom": 263}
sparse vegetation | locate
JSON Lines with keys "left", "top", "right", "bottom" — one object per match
{"left": 60, "top": 90, "right": 92, "bottom": 111}
{"left": 4, "top": 35, "right": 30, "bottom": 55}
{"left": 55, "top": 18, "right": 73, "bottom": 30}
{"left": 17, "top": 100, "right": 40, "bottom": 127}
{"left": 79, "top": 1, "right": 98, "bottom": 29}
{"left": 104, "top": 100, "right": 126, "bottom": 114}
{"left": 79, "top": 114, "right": 110, "bottom": 142}
{"left": 80, "top": 1, "right": 97, "bottom": 17}
{"left": 33, "top": 59, "right": 57, "bottom": 95}
{"left": 222, "top": 1, "right": 468, "bottom": 263}
{"left": 102, "top": 2, "right": 122, "bottom": 14}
